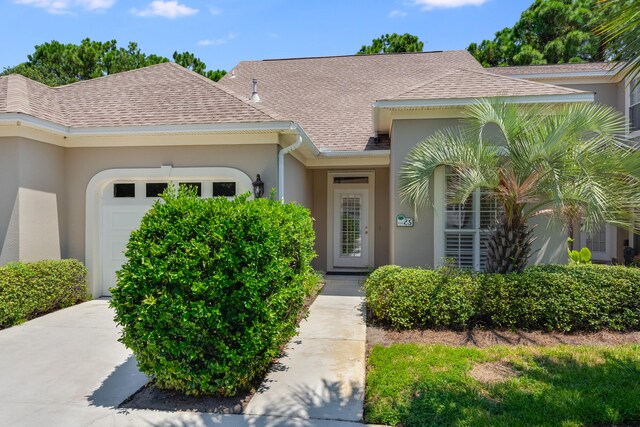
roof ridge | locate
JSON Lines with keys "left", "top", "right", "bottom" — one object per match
{"left": 172, "top": 63, "right": 285, "bottom": 121}
{"left": 53, "top": 61, "right": 174, "bottom": 90}
{"left": 5, "top": 74, "right": 31, "bottom": 113}
{"left": 234, "top": 49, "right": 469, "bottom": 64}
{"left": 388, "top": 68, "right": 467, "bottom": 100}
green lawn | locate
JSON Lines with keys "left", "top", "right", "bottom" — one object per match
{"left": 366, "top": 344, "right": 640, "bottom": 427}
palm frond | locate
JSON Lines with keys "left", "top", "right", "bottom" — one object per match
{"left": 597, "top": 0, "right": 640, "bottom": 83}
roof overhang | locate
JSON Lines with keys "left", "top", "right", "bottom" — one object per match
{"left": 0, "top": 111, "right": 389, "bottom": 167}
{"left": 372, "top": 92, "right": 595, "bottom": 134}
{"left": 499, "top": 64, "right": 628, "bottom": 83}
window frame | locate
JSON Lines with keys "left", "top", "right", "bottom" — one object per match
{"left": 438, "top": 167, "right": 498, "bottom": 271}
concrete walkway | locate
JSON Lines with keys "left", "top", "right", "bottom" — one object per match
{"left": 245, "top": 276, "right": 367, "bottom": 422}
{"left": 0, "top": 276, "right": 373, "bottom": 427}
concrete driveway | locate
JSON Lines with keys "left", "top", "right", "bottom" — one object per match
{"left": 0, "top": 291, "right": 378, "bottom": 426}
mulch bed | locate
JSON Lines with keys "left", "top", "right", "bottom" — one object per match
{"left": 119, "top": 281, "right": 325, "bottom": 413}
{"left": 367, "top": 324, "right": 640, "bottom": 352}
{"left": 119, "top": 383, "right": 252, "bottom": 413}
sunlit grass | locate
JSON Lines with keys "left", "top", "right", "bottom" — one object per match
{"left": 366, "top": 344, "right": 640, "bottom": 427}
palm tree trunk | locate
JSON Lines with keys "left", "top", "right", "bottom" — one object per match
{"left": 484, "top": 211, "right": 535, "bottom": 273}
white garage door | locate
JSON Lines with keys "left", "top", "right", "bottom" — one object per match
{"left": 101, "top": 180, "right": 237, "bottom": 296}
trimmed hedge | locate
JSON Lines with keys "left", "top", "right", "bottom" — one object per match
{"left": 0, "top": 259, "right": 89, "bottom": 328}
{"left": 365, "top": 264, "right": 640, "bottom": 332}
{"left": 110, "top": 188, "right": 316, "bottom": 396}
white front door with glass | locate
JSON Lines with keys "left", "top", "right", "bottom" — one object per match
{"left": 333, "top": 188, "right": 370, "bottom": 268}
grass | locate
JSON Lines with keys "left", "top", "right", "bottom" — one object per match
{"left": 365, "top": 344, "right": 640, "bottom": 427}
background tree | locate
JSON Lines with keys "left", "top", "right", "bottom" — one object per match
{"left": 468, "top": 0, "right": 605, "bottom": 66}
{"left": 399, "top": 99, "right": 640, "bottom": 273}
{"left": 597, "top": 0, "right": 640, "bottom": 83}
{"left": 358, "top": 33, "right": 425, "bottom": 55}
{"left": 1, "top": 39, "right": 227, "bottom": 86}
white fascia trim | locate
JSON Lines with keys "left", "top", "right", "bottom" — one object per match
{"left": 290, "top": 123, "right": 321, "bottom": 157}
{"left": 0, "top": 113, "right": 298, "bottom": 137}
{"left": 68, "top": 121, "right": 297, "bottom": 136}
{"left": 0, "top": 113, "right": 69, "bottom": 135}
{"left": 373, "top": 93, "right": 594, "bottom": 109}
{"left": 317, "top": 149, "right": 390, "bottom": 158}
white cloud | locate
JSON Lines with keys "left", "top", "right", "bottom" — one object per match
{"left": 209, "top": 6, "right": 220, "bottom": 15}
{"left": 14, "top": 0, "right": 114, "bottom": 14}
{"left": 77, "top": 0, "right": 114, "bottom": 9}
{"left": 197, "top": 33, "right": 237, "bottom": 46}
{"left": 412, "top": 0, "right": 489, "bottom": 10}
{"left": 131, "top": 1, "right": 198, "bottom": 18}
{"left": 389, "top": 9, "right": 407, "bottom": 17}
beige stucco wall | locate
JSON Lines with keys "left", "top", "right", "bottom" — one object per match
{"left": 0, "top": 139, "right": 20, "bottom": 264}
{"left": 283, "top": 154, "right": 313, "bottom": 208}
{"left": 64, "top": 144, "right": 278, "bottom": 262}
{"left": 0, "top": 137, "right": 65, "bottom": 264}
{"left": 311, "top": 168, "right": 389, "bottom": 272}
{"left": 391, "top": 117, "right": 573, "bottom": 267}
{"left": 560, "top": 83, "right": 619, "bottom": 109}
{"left": 390, "top": 118, "right": 459, "bottom": 267}
{"left": 527, "top": 215, "right": 569, "bottom": 264}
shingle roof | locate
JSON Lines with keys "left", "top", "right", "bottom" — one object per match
{"left": 219, "top": 51, "right": 484, "bottom": 151}
{"left": 487, "top": 62, "right": 619, "bottom": 76}
{"left": 0, "top": 62, "right": 277, "bottom": 128}
{"left": 390, "top": 68, "right": 585, "bottom": 100}
{"left": 218, "top": 51, "right": 584, "bottom": 151}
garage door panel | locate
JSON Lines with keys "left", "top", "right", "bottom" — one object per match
{"left": 102, "top": 203, "right": 154, "bottom": 296}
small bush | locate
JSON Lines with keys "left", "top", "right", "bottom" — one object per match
{"left": 0, "top": 259, "right": 88, "bottom": 328}
{"left": 110, "top": 188, "right": 316, "bottom": 396}
{"left": 365, "top": 265, "right": 477, "bottom": 329}
{"left": 365, "top": 264, "right": 640, "bottom": 331}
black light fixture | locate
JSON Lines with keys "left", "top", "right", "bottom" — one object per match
{"left": 252, "top": 174, "right": 264, "bottom": 198}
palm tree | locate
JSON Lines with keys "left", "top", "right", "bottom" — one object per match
{"left": 597, "top": 0, "right": 640, "bottom": 83}
{"left": 399, "top": 99, "right": 640, "bottom": 273}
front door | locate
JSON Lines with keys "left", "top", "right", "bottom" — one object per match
{"left": 333, "top": 188, "right": 369, "bottom": 268}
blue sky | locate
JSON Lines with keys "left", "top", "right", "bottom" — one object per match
{"left": 0, "top": 0, "right": 533, "bottom": 72}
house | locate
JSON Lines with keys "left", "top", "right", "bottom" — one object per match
{"left": 0, "top": 50, "right": 637, "bottom": 297}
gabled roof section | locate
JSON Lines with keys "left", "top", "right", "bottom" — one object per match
{"left": 218, "top": 51, "right": 484, "bottom": 151}
{"left": 388, "top": 68, "right": 587, "bottom": 101}
{"left": 0, "top": 62, "right": 278, "bottom": 129}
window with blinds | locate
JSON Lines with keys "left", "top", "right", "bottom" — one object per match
{"left": 444, "top": 169, "right": 498, "bottom": 270}
{"left": 631, "top": 79, "right": 640, "bottom": 132}
{"left": 586, "top": 227, "right": 607, "bottom": 253}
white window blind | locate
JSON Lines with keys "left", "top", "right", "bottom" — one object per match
{"left": 631, "top": 79, "right": 640, "bottom": 132}
{"left": 586, "top": 227, "right": 607, "bottom": 253}
{"left": 444, "top": 169, "right": 498, "bottom": 270}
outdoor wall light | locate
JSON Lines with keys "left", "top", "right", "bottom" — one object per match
{"left": 252, "top": 174, "right": 265, "bottom": 198}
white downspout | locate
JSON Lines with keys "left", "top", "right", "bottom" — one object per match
{"left": 278, "top": 134, "right": 303, "bottom": 202}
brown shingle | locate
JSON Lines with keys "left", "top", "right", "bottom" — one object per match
{"left": 56, "top": 63, "right": 276, "bottom": 127}
{"left": 487, "top": 62, "right": 619, "bottom": 76}
{"left": 390, "top": 68, "right": 585, "bottom": 100}
{"left": 219, "top": 51, "right": 582, "bottom": 151}
{"left": 219, "top": 51, "right": 483, "bottom": 151}
{"left": 0, "top": 62, "right": 276, "bottom": 128}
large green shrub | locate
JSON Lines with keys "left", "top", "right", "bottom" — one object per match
{"left": 0, "top": 259, "right": 88, "bottom": 328}
{"left": 365, "top": 264, "right": 640, "bottom": 332}
{"left": 110, "top": 189, "right": 316, "bottom": 396}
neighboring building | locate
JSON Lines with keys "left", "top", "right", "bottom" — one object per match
{"left": 0, "top": 51, "right": 635, "bottom": 297}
